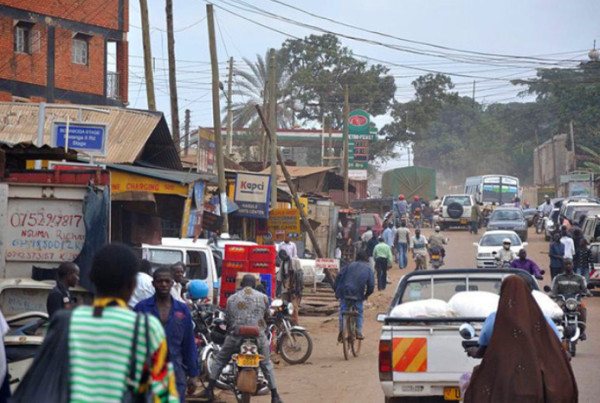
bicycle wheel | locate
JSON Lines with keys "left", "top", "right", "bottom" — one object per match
{"left": 342, "top": 314, "right": 351, "bottom": 360}
{"left": 350, "top": 314, "right": 361, "bottom": 357}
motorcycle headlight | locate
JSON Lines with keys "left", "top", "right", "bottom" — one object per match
{"left": 287, "top": 302, "right": 294, "bottom": 315}
{"left": 565, "top": 298, "right": 578, "bottom": 311}
{"left": 269, "top": 308, "right": 276, "bottom": 316}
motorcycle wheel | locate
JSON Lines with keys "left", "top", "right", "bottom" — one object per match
{"left": 569, "top": 341, "right": 577, "bottom": 357}
{"left": 241, "top": 392, "right": 251, "bottom": 403}
{"left": 279, "top": 329, "right": 314, "bottom": 365}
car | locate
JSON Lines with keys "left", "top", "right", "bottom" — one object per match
{"left": 544, "top": 208, "right": 560, "bottom": 241}
{"left": 558, "top": 200, "right": 600, "bottom": 226}
{"left": 358, "top": 212, "right": 384, "bottom": 235}
{"left": 582, "top": 214, "right": 600, "bottom": 244}
{"left": 486, "top": 207, "right": 529, "bottom": 241}
{"left": 522, "top": 208, "right": 538, "bottom": 227}
{"left": 438, "top": 194, "right": 475, "bottom": 230}
{"left": 474, "top": 230, "right": 526, "bottom": 268}
{"left": 589, "top": 242, "right": 600, "bottom": 289}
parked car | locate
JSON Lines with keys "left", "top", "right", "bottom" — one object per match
{"left": 486, "top": 207, "right": 529, "bottom": 241}
{"left": 558, "top": 200, "right": 600, "bottom": 227}
{"left": 438, "top": 194, "right": 475, "bottom": 230}
{"left": 359, "top": 212, "right": 384, "bottom": 235}
{"left": 589, "top": 242, "right": 600, "bottom": 289}
{"left": 582, "top": 214, "right": 600, "bottom": 244}
{"left": 474, "top": 230, "right": 526, "bottom": 268}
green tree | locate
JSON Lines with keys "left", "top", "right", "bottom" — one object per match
{"left": 279, "top": 34, "right": 396, "bottom": 128}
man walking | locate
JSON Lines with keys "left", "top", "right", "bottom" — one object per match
{"left": 560, "top": 225, "right": 576, "bottom": 259}
{"left": 549, "top": 233, "right": 566, "bottom": 279}
{"left": 470, "top": 202, "right": 481, "bottom": 234}
{"left": 394, "top": 222, "right": 411, "bottom": 269}
{"left": 335, "top": 251, "right": 374, "bottom": 341}
{"left": 373, "top": 237, "right": 393, "bottom": 291}
{"left": 135, "top": 268, "right": 199, "bottom": 402}
{"left": 46, "top": 262, "right": 79, "bottom": 318}
{"left": 278, "top": 236, "right": 297, "bottom": 258}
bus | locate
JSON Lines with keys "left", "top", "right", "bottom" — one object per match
{"left": 464, "top": 175, "right": 520, "bottom": 205}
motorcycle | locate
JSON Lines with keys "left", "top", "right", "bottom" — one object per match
{"left": 267, "top": 299, "right": 313, "bottom": 365}
{"left": 428, "top": 246, "right": 444, "bottom": 269}
{"left": 536, "top": 213, "right": 548, "bottom": 234}
{"left": 231, "top": 326, "right": 270, "bottom": 403}
{"left": 412, "top": 208, "right": 422, "bottom": 229}
{"left": 544, "top": 286, "right": 586, "bottom": 357}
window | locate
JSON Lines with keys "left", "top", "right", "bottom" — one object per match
{"left": 14, "top": 23, "right": 32, "bottom": 54}
{"left": 72, "top": 35, "right": 89, "bottom": 65}
{"left": 443, "top": 196, "right": 471, "bottom": 206}
{"left": 186, "top": 250, "right": 208, "bottom": 280}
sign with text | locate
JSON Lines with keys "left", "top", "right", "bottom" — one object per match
{"left": 315, "top": 258, "right": 340, "bottom": 270}
{"left": 268, "top": 208, "right": 300, "bottom": 234}
{"left": 348, "top": 169, "right": 368, "bottom": 180}
{"left": 197, "top": 128, "right": 215, "bottom": 174}
{"left": 111, "top": 171, "right": 189, "bottom": 197}
{"left": 234, "top": 173, "right": 271, "bottom": 218}
{"left": 52, "top": 121, "right": 108, "bottom": 156}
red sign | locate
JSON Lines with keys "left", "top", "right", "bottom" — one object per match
{"left": 349, "top": 115, "right": 368, "bottom": 127}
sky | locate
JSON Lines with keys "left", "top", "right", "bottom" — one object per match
{"left": 125, "top": 0, "right": 600, "bottom": 169}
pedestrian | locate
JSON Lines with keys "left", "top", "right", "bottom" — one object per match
{"left": 382, "top": 223, "right": 395, "bottom": 249}
{"left": 46, "top": 262, "right": 79, "bottom": 318}
{"left": 574, "top": 238, "right": 592, "bottom": 280}
{"left": 135, "top": 268, "right": 200, "bottom": 402}
{"left": 12, "top": 243, "right": 179, "bottom": 402}
{"left": 373, "top": 237, "right": 393, "bottom": 291}
{"left": 470, "top": 202, "right": 481, "bottom": 234}
{"left": 423, "top": 202, "right": 435, "bottom": 228}
{"left": 560, "top": 225, "right": 576, "bottom": 259}
{"left": 549, "top": 233, "right": 566, "bottom": 279}
{"left": 128, "top": 258, "right": 155, "bottom": 308}
{"left": 394, "top": 195, "right": 409, "bottom": 226}
{"left": 197, "top": 275, "right": 283, "bottom": 403}
{"left": 360, "top": 226, "right": 373, "bottom": 244}
{"left": 279, "top": 236, "right": 298, "bottom": 258}
{"left": 366, "top": 231, "right": 379, "bottom": 273}
{"left": 464, "top": 275, "right": 576, "bottom": 403}
{"left": 170, "top": 262, "right": 187, "bottom": 302}
{"left": 277, "top": 250, "right": 303, "bottom": 325}
{"left": 334, "top": 251, "right": 374, "bottom": 341}
{"left": 394, "top": 221, "right": 410, "bottom": 269}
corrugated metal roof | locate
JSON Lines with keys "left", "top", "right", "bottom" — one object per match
{"left": 106, "top": 163, "right": 216, "bottom": 185}
{"left": 259, "top": 165, "right": 338, "bottom": 178}
{"left": 0, "top": 102, "right": 179, "bottom": 168}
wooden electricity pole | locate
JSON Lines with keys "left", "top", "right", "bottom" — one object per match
{"left": 226, "top": 56, "right": 234, "bottom": 155}
{"left": 139, "top": 0, "right": 156, "bottom": 110}
{"left": 268, "top": 49, "right": 278, "bottom": 210}
{"left": 183, "top": 109, "right": 190, "bottom": 156}
{"left": 207, "top": 3, "right": 228, "bottom": 233}
{"left": 343, "top": 84, "right": 349, "bottom": 206}
{"left": 570, "top": 120, "right": 576, "bottom": 171}
{"left": 166, "top": 0, "right": 180, "bottom": 149}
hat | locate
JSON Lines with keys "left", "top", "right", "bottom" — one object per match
{"left": 502, "top": 238, "right": 512, "bottom": 244}
{"left": 434, "top": 225, "right": 440, "bottom": 231}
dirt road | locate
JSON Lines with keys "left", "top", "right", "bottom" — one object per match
{"left": 211, "top": 227, "right": 600, "bottom": 402}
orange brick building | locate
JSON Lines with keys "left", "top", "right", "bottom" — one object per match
{"left": 0, "top": 0, "right": 128, "bottom": 106}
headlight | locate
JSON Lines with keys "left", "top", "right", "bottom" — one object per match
{"left": 287, "top": 302, "right": 294, "bottom": 315}
{"left": 565, "top": 298, "right": 578, "bottom": 311}
{"left": 269, "top": 308, "right": 276, "bottom": 316}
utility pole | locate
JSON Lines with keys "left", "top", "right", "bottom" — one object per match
{"left": 226, "top": 56, "right": 234, "bottom": 155}
{"left": 472, "top": 80, "right": 476, "bottom": 107}
{"left": 268, "top": 48, "right": 278, "bottom": 210}
{"left": 183, "top": 109, "right": 190, "bottom": 156}
{"left": 166, "top": 0, "right": 180, "bottom": 149}
{"left": 343, "top": 84, "right": 349, "bottom": 206}
{"left": 551, "top": 135, "right": 559, "bottom": 196}
{"left": 570, "top": 120, "right": 576, "bottom": 171}
{"left": 535, "top": 129, "right": 543, "bottom": 186}
{"left": 207, "top": 3, "right": 228, "bottom": 233}
{"left": 139, "top": 0, "right": 156, "bottom": 110}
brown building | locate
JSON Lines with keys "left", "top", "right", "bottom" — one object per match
{"left": 0, "top": 0, "right": 128, "bottom": 106}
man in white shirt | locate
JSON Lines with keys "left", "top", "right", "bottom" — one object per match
{"left": 128, "top": 259, "right": 155, "bottom": 307}
{"left": 394, "top": 222, "right": 411, "bottom": 269}
{"left": 560, "top": 225, "right": 576, "bottom": 259}
{"left": 361, "top": 226, "right": 373, "bottom": 244}
{"left": 278, "top": 238, "right": 298, "bottom": 259}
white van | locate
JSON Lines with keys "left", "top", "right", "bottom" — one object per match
{"left": 139, "top": 239, "right": 219, "bottom": 301}
{"left": 582, "top": 214, "right": 600, "bottom": 244}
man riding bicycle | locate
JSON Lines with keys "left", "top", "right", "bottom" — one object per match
{"left": 334, "top": 251, "right": 375, "bottom": 341}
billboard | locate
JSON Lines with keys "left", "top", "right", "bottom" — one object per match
{"left": 234, "top": 173, "right": 271, "bottom": 218}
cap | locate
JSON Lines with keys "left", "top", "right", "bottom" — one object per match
{"left": 434, "top": 225, "right": 440, "bottom": 231}
{"left": 502, "top": 238, "right": 512, "bottom": 244}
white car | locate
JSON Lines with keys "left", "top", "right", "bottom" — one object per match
{"left": 474, "top": 230, "right": 527, "bottom": 268}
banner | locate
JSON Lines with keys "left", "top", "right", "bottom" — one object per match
{"left": 268, "top": 208, "right": 300, "bottom": 234}
{"left": 234, "top": 173, "right": 271, "bottom": 218}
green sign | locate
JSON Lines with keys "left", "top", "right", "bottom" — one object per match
{"left": 348, "top": 109, "right": 370, "bottom": 135}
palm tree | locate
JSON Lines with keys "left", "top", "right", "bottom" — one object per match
{"left": 224, "top": 51, "right": 295, "bottom": 129}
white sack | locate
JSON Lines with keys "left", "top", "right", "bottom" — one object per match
{"left": 531, "top": 290, "right": 564, "bottom": 320}
{"left": 390, "top": 298, "right": 455, "bottom": 318}
{"left": 448, "top": 291, "right": 499, "bottom": 318}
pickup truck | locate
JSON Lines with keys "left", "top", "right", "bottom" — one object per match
{"left": 377, "top": 268, "right": 539, "bottom": 403}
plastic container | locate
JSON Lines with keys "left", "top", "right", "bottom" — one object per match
{"left": 225, "top": 245, "right": 250, "bottom": 261}
{"left": 249, "top": 245, "right": 276, "bottom": 263}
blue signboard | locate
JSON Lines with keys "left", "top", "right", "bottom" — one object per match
{"left": 52, "top": 122, "right": 107, "bottom": 156}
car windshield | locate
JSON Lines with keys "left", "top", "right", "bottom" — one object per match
{"left": 490, "top": 209, "right": 523, "bottom": 221}
{"left": 480, "top": 233, "right": 521, "bottom": 247}
{"left": 400, "top": 277, "right": 503, "bottom": 303}
{"left": 566, "top": 205, "right": 600, "bottom": 221}
{"left": 444, "top": 196, "right": 471, "bottom": 206}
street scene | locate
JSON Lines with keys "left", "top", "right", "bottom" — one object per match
{"left": 0, "top": 1, "right": 599, "bottom": 403}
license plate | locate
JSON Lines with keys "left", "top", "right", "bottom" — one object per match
{"left": 431, "top": 254, "right": 440, "bottom": 259}
{"left": 460, "top": 219, "right": 468, "bottom": 224}
{"left": 237, "top": 354, "right": 259, "bottom": 367}
{"left": 444, "top": 387, "right": 461, "bottom": 401}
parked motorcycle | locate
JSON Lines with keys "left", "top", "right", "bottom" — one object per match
{"left": 544, "top": 286, "right": 586, "bottom": 357}
{"left": 428, "top": 246, "right": 444, "bottom": 270}
{"left": 267, "top": 299, "right": 313, "bottom": 364}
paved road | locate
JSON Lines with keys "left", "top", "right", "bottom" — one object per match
{"left": 212, "top": 227, "right": 600, "bottom": 402}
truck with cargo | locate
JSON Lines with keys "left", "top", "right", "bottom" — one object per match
{"left": 381, "top": 166, "right": 436, "bottom": 202}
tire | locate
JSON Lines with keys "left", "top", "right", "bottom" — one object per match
{"left": 447, "top": 202, "right": 464, "bottom": 219}
{"left": 545, "top": 233, "right": 551, "bottom": 241}
{"left": 569, "top": 341, "right": 577, "bottom": 357}
{"left": 342, "top": 315, "right": 350, "bottom": 360}
{"left": 241, "top": 392, "right": 251, "bottom": 403}
{"left": 279, "top": 329, "right": 313, "bottom": 364}
{"left": 350, "top": 317, "right": 361, "bottom": 357}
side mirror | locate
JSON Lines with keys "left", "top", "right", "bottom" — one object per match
{"left": 543, "top": 285, "right": 552, "bottom": 292}
{"left": 376, "top": 313, "right": 387, "bottom": 323}
{"left": 459, "top": 323, "right": 475, "bottom": 340}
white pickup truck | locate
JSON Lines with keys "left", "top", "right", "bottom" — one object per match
{"left": 377, "top": 268, "right": 540, "bottom": 403}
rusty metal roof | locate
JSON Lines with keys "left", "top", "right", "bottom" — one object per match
{"left": 0, "top": 102, "right": 181, "bottom": 169}
{"left": 259, "top": 165, "right": 338, "bottom": 179}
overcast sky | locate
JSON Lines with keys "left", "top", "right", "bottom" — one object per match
{"left": 125, "top": 0, "right": 599, "bottom": 168}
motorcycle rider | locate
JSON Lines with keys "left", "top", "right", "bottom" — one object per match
{"left": 551, "top": 258, "right": 591, "bottom": 340}
{"left": 410, "top": 228, "right": 428, "bottom": 270}
{"left": 509, "top": 249, "right": 544, "bottom": 280}
{"left": 335, "top": 250, "right": 375, "bottom": 342}
{"left": 428, "top": 225, "right": 448, "bottom": 262}
{"left": 198, "top": 275, "right": 283, "bottom": 403}
{"left": 540, "top": 195, "right": 554, "bottom": 217}
{"left": 394, "top": 195, "right": 409, "bottom": 226}
{"left": 494, "top": 238, "right": 517, "bottom": 267}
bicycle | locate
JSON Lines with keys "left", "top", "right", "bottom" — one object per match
{"left": 341, "top": 300, "right": 362, "bottom": 360}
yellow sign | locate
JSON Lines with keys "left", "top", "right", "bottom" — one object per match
{"left": 295, "top": 197, "right": 309, "bottom": 217}
{"left": 111, "top": 171, "right": 189, "bottom": 197}
{"left": 268, "top": 208, "right": 300, "bottom": 233}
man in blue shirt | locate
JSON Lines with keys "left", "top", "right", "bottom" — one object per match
{"left": 135, "top": 267, "right": 199, "bottom": 402}
{"left": 335, "top": 251, "right": 375, "bottom": 341}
